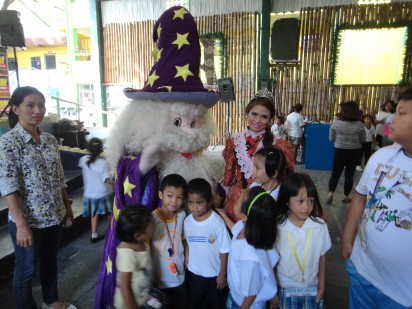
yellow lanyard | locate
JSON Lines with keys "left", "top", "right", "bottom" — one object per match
{"left": 287, "top": 229, "right": 310, "bottom": 283}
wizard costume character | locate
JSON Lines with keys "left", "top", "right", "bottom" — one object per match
{"left": 95, "top": 6, "right": 220, "bottom": 308}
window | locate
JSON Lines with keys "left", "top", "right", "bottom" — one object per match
{"left": 7, "top": 57, "right": 16, "bottom": 70}
{"left": 331, "top": 24, "right": 410, "bottom": 85}
{"left": 45, "top": 54, "right": 56, "bottom": 69}
{"left": 31, "top": 57, "right": 41, "bottom": 70}
{"left": 78, "top": 84, "right": 94, "bottom": 105}
{"left": 199, "top": 32, "right": 226, "bottom": 86}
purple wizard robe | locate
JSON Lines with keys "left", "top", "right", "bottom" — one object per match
{"left": 94, "top": 155, "right": 159, "bottom": 309}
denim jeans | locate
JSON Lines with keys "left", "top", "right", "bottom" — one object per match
{"left": 9, "top": 221, "right": 63, "bottom": 309}
{"left": 345, "top": 258, "right": 408, "bottom": 309}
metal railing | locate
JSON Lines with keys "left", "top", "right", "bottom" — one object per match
{"left": 50, "top": 96, "right": 114, "bottom": 127}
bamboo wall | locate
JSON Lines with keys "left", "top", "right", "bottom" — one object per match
{"left": 196, "top": 13, "right": 258, "bottom": 144}
{"left": 270, "top": 2, "right": 412, "bottom": 122}
{"left": 102, "top": 3, "right": 412, "bottom": 143}
{"left": 102, "top": 13, "right": 258, "bottom": 144}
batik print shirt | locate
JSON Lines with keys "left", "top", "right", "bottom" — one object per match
{"left": 0, "top": 123, "right": 67, "bottom": 228}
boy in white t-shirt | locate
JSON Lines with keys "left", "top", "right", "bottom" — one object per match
{"left": 184, "top": 178, "right": 231, "bottom": 309}
{"left": 342, "top": 87, "right": 412, "bottom": 308}
{"left": 152, "top": 174, "right": 188, "bottom": 308}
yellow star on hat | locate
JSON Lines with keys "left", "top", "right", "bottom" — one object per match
{"left": 147, "top": 71, "right": 160, "bottom": 87}
{"left": 175, "top": 64, "right": 194, "bottom": 81}
{"left": 173, "top": 7, "right": 189, "bottom": 20}
{"left": 172, "top": 32, "right": 190, "bottom": 50}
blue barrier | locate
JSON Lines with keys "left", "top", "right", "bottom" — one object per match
{"left": 304, "top": 123, "right": 334, "bottom": 170}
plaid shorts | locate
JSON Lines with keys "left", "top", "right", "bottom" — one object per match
{"left": 82, "top": 194, "right": 113, "bottom": 217}
{"left": 277, "top": 286, "right": 324, "bottom": 309}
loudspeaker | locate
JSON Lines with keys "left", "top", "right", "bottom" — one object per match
{"left": 0, "top": 10, "right": 26, "bottom": 47}
{"left": 217, "top": 77, "right": 235, "bottom": 102}
{"left": 270, "top": 18, "right": 299, "bottom": 62}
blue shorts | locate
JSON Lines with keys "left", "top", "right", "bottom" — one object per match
{"left": 345, "top": 258, "right": 408, "bottom": 309}
{"left": 277, "top": 286, "right": 324, "bottom": 309}
{"left": 82, "top": 195, "right": 113, "bottom": 217}
{"left": 225, "top": 292, "right": 240, "bottom": 309}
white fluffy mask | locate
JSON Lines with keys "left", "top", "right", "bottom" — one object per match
{"left": 106, "top": 99, "right": 215, "bottom": 174}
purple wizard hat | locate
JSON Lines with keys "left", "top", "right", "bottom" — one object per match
{"left": 124, "top": 6, "right": 220, "bottom": 108}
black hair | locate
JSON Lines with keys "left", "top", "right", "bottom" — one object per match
{"left": 398, "top": 87, "right": 412, "bottom": 102}
{"left": 338, "top": 101, "right": 360, "bottom": 121}
{"left": 187, "top": 178, "right": 213, "bottom": 203}
{"left": 277, "top": 173, "right": 323, "bottom": 224}
{"left": 241, "top": 186, "right": 278, "bottom": 249}
{"left": 381, "top": 99, "right": 396, "bottom": 112}
{"left": 159, "top": 174, "right": 187, "bottom": 193}
{"left": 7, "top": 86, "right": 46, "bottom": 128}
{"left": 361, "top": 114, "right": 374, "bottom": 123}
{"left": 294, "top": 103, "right": 303, "bottom": 113}
{"left": 116, "top": 204, "right": 153, "bottom": 243}
{"left": 276, "top": 115, "right": 285, "bottom": 124}
{"left": 86, "top": 138, "right": 104, "bottom": 167}
{"left": 245, "top": 97, "right": 275, "bottom": 147}
{"left": 254, "top": 147, "right": 286, "bottom": 180}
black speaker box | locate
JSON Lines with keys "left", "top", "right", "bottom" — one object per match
{"left": 0, "top": 10, "right": 26, "bottom": 47}
{"left": 270, "top": 18, "right": 299, "bottom": 62}
{"left": 217, "top": 77, "right": 235, "bottom": 102}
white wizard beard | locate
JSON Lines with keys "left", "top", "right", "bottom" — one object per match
{"left": 159, "top": 151, "right": 214, "bottom": 185}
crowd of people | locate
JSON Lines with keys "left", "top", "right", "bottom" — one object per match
{"left": 1, "top": 85, "right": 411, "bottom": 309}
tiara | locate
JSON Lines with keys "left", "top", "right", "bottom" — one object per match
{"left": 253, "top": 88, "right": 274, "bottom": 102}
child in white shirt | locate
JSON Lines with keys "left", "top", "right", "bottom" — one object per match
{"left": 225, "top": 186, "right": 279, "bottom": 308}
{"left": 184, "top": 178, "right": 231, "bottom": 309}
{"left": 151, "top": 174, "right": 187, "bottom": 308}
{"left": 273, "top": 173, "right": 331, "bottom": 309}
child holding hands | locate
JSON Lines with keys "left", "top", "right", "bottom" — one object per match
{"left": 114, "top": 205, "right": 154, "bottom": 309}
{"left": 273, "top": 173, "right": 331, "bottom": 309}
{"left": 226, "top": 186, "right": 279, "bottom": 308}
{"left": 184, "top": 178, "right": 231, "bottom": 309}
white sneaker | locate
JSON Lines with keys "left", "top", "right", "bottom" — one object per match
{"left": 356, "top": 166, "right": 363, "bottom": 172}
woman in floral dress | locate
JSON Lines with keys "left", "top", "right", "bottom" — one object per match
{"left": 221, "top": 89, "right": 294, "bottom": 222}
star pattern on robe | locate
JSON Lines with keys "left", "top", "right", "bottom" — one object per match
{"left": 158, "top": 86, "right": 172, "bottom": 92}
{"left": 173, "top": 7, "right": 189, "bottom": 20}
{"left": 105, "top": 256, "right": 113, "bottom": 274}
{"left": 175, "top": 64, "right": 194, "bottom": 81}
{"left": 113, "top": 200, "right": 120, "bottom": 221}
{"left": 123, "top": 176, "right": 136, "bottom": 197}
{"left": 172, "top": 33, "right": 190, "bottom": 50}
{"left": 147, "top": 71, "right": 160, "bottom": 87}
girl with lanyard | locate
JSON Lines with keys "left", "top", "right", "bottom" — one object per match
{"left": 272, "top": 173, "right": 331, "bottom": 309}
